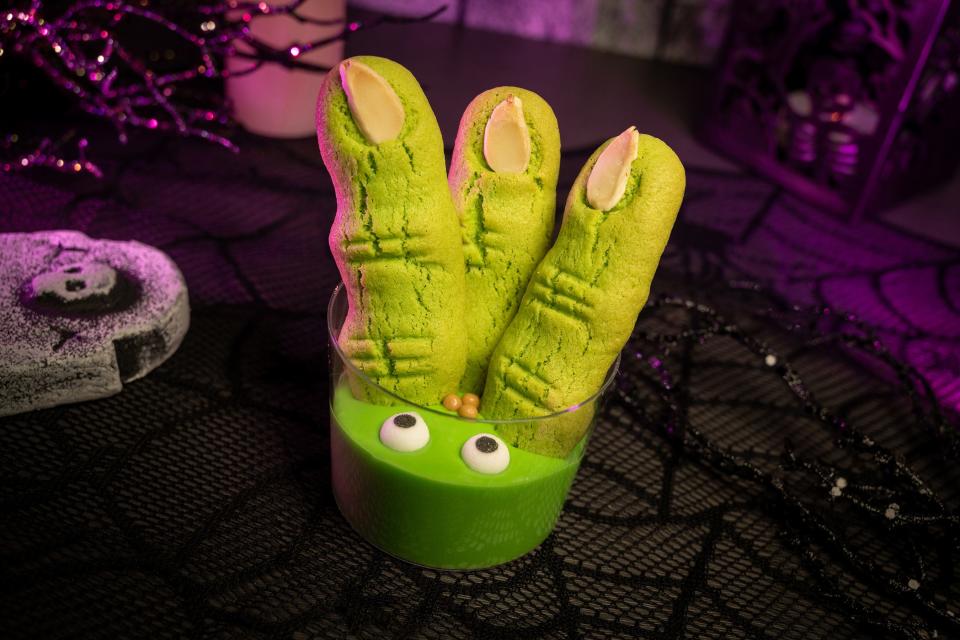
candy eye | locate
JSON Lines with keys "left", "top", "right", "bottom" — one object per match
{"left": 379, "top": 412, "right": 429, "bottom": 452}
{"left": 461, "top": 433, "right": 509, "bottom": 474}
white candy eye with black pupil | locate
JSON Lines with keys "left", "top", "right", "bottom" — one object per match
{"left": 461, "top": 433, "right": 509, "bottom": 474}
{"left": 380, "top": 412, "right": 429, "bottom": 452}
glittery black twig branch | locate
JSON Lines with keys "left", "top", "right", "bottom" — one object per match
{"left": 0, "top": 0, "right": 447, "bottom": 176}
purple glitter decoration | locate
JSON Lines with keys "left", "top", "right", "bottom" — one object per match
{"left": 1, "top": 133, "right": 102, "bottom": 178}
{"left": 699, "top": 0, "right": 960, "bottom": 218}
{"left": 2, "top": 2, "right": 234, "bottom": 153}
{"left": 0, "top": 0, "right": 445, "bottom": 176}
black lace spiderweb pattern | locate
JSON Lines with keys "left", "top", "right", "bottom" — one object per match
{"left": 0, "top": 129, "right": 958, "bottom": 639}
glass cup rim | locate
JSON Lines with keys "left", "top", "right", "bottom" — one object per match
{"left": 327, "top": 282, "right": 620, "bottom": 425}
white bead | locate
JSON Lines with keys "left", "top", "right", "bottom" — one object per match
{"left": 379, "top": 412, "right": 429, "bottom": 452}
{"left": 461, "top": 433, "right": 510, "bottom": 474}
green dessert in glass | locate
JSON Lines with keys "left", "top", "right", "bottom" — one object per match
{"left": 328, "top": 285, "right": 617, "bottom": 569}
{"left": 316, "top": 56, "right": 684, "bottom": 569}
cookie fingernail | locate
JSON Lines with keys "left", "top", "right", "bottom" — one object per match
{"left": 339, "top": 60, "right": 405, "bottom": 144}
{"left": 483, "top": 95, "right": 530, "bottom": 174}
{"left": 586, "top": 126, "right": 639, "bottom": 211}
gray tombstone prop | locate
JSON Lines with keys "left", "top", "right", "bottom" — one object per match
{"left": 0, "top": 231, "right": 190, "bottom": 416}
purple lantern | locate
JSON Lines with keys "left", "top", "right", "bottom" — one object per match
{"left": 699, "top": 0, "right": 960, "bottom": 219}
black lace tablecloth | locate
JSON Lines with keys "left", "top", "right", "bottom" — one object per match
{"left": 1, "top": 128, "right": 959, "bottom": 640}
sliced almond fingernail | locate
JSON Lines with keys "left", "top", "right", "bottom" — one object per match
{"left": 339, "top": 60, "right": 405, "bottom": 144}
{"left": 586, "top": 126, "right": 640, "bottom": 211}
{"left": 483, "top": 95, "right": 531, "bottom": 174}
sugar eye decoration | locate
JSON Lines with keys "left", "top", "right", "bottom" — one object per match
{"left": 461, "top": 433, "right": 510, "bottom": 474}
{"left": 380, "top": 412, "right": 429, "bottom": 452}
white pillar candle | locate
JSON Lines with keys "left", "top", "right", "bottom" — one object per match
{"left": 227, "top": 0, "right": 346, "bottom": 138}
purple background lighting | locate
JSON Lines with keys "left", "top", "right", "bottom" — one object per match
{"left": 1, "top": 9, "right": 959, "bottom": 637}
{"left": 699, "top": 0, "right": 960, "bottom": 218}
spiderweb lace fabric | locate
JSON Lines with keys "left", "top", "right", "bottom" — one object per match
{"left": 1, "top": 131, "right": 958, "bottom": 639}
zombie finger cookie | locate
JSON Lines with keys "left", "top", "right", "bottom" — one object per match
{"left": 448, "top": 87, "right": 561, "bottom": 393}
{"left": 482, "top": 128, "right": 686, "bottom": 456}
{"left": 316, "top": 56, "right": 467, "bottom": 405}
{"left": 0, "top": 231, "right": 189, "bottom": 417}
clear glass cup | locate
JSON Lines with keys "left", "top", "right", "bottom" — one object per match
{"left": 327, "top": 283, "right": 619, "bottom": 569}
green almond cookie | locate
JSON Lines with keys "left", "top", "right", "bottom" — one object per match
{"left": 448, "top": 88, "right": 560, "bottom": 393}
{"left": 317, "top": 56, "right": 467, "bottom": 404}
{"left": 482, "top": 128, "right": 685, "bottom": 456}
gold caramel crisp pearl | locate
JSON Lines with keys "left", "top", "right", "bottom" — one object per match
{"left": 461, "top": 393, "right": 480, "bottom": 408}
{"left": 442, "top": 393, "right": 462, "bottom": 411}
{"left": 458, "top": 404, "right": 478, "bottom": 419}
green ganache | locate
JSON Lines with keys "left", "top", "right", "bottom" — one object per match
{"left": 331, "top": 382, "right": 584, "bottom": 569}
